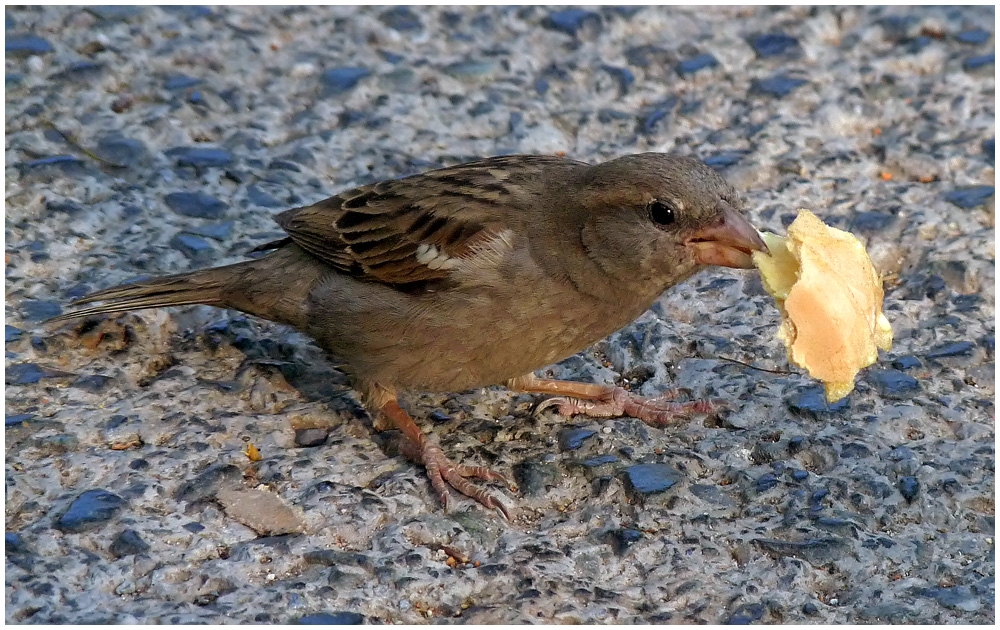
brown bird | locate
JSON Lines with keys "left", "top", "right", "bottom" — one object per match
{"left": 52, "top": 153, "right": 767, "bottom": 517}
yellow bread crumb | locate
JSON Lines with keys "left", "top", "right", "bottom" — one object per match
{"left": 753, "top": 210, "right": 893, "bottom": 402}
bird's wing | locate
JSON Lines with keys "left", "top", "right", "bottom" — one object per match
{"left": 273, "top": 155, "right": 585, "bottom": 288}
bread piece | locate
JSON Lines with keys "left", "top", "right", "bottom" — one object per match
{"left": 753, "top": 210, "right": 893, "bottom": 402}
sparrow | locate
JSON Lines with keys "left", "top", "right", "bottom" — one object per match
{"left": 51, "top": 152, "right": 767, "bottom": 518}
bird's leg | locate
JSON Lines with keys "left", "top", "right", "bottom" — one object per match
{"left": 378, "top": 399, "right": 513, "bottom": 518}
{"left": 507, "top": 374, "right": 717, "bottom": 428}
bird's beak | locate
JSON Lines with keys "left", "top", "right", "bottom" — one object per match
{"left": 685, "top": 203, "right": 769, "bottom": 269}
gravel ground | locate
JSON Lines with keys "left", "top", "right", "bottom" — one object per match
{"left": 5, "top": 5, "right": 995, "bottom": 624}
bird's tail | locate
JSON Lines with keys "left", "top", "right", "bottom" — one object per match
{"left": 47, "top": 264, "right": 244, "bottom": 324}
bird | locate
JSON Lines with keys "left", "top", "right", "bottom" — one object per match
{"left": 51, "top": 152, "right": 767, "bottom": 518}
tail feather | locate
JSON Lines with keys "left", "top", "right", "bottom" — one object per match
{"left": 47, "top": 269, "right": 229, "bottom": 324}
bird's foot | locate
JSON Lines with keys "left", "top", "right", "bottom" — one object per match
{"left": 399, "top": 439, "right": 514, "bottom": 519}
{"left": 535, "top": 386, "right": 720, "bottom": 428}
{"left": 380, "top": 398, "right": 515, "bottom": 518}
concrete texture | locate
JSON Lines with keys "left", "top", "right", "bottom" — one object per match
{"left": 5, "top": 5, "right": 994, "bottom": 624}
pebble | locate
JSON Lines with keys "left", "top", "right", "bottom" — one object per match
{"left": 955, "top": 30, "right": 990, "bottom": 45}
{"left": 297, "top": 612, "right": 365, "bottom": 624}
{"left": 676, "top": 53, "right": 718, "bottom": 75}
{"left": 580, "top": 454, "right": 618, "bottom": 467}
{"left": 6, "top": 414, "right": 33, "bottom": 427}
{"left": 166, "top": 146, "right": 234, "bottom": 168}
{"left": 174, "top": 463, "right": 242, "bottom": 503}
{"left": 601, "top": 65, "right": 634, "bottom": 95}
{"left": 379, "top": 6, "right": 422, "bottom": 32}
{"left": 443, "top": 60, "right": 499, "bottom": 80}
{"left": 963, "top": 53, "right": 994, "bottom": 72}
{"left": 216, "top": 488, "right": 305, "bottom": 536}
{"left": 751, "top": 74, "right": 808, "bottom": 97}
{"left": 704, "top": 150, "right": 750, "bottom": 170}
{"left": 754, "top": 537, "right": 847, "bottom": 565}
{"left": 925, "top": 340, "right": 975, "bottom": 359}
{"left": 109, "top": 529, "right": 150, "bottom": 557}
{"left": 6, "top": 363, "right": 59, "bottom": 385}
{"left": 72, "top": 374, "right": 113, "bottom": 392}
{"left": 622, "top": 463, "right": 683, "bottom": 498}
{"left": 294, "top": 427, "right": 329, "bottom": 447}
{"left": 6, "top": 34, "right": 55, "bottom": 57}
{"left": 898, "top": 476, "right": 920, "bottom": 503}
{"left": 756, "top": 472, "right": 779, "bottom": 492}
{"left": 23, "top": 155, "right": 87, "bottom": 174}
{"left": 786, "top": 386, "right": 850, "bottom": 417}
{"left": 170, "top": 233, "right": 215, "bottom": 261}
{"left": 57, "top": 490, "right": 126, "bottom": 533}
{"left": 49, "top": 61, "right": 103, "bottom": 82}
{"left": 558, "top": 427, "right": 596, "bottom": 451}
{"left": 840, "top": 442, "right": 872, "bottom": 459}
{"left": 96, "top": 136, "right": 148, "bottom": 166}
{"left": 541, "top": 9, "right": 601, "bottom": 36}
{"left": 87, "top": 6, "right": 143, "bottom": 21}
{"left": 728, "top": 602, "right": 765, "bottom": 624}
{"left": 866, "top": 369, "right": 920, "bottom": 399}
{"left": 21, "top": 299, "right": 63, "bottom": 322}
{"left": 186, "top": 220, "right": 234, "bottom": 241}
{"left": 164, "top": 191, "right": 227, "bottom": 219}
{"left": 892, "top": 356, "right": 921, "bottom": 370}
{"left": 925, "top": 586, "right": 981, "bottom": 612}
{"left": 320, "top": 67, "right": 371, "bottom": 96}
{"left": 163, "top": 74, "right": 202, "bottom": 90}
{"left": 6, "top": 325, "right": 24, "bottom": 343}
{"left": 247, "top": 184, "right": 282, "bottom": 208}
{"left": 609, "top": 528, "right": 642, "bottom": 554}
{"left": 750, "top": 32, "right": 799, "bottom": 57}
{"left": 849, "top": 211, "right": 896, "bottom": 232}
{"left": 944, "top": 185, "right": 994, "bottom": 209}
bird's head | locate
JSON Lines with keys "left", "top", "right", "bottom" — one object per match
{"left": 573, "top": 153, "right": 767, "bottom": 290}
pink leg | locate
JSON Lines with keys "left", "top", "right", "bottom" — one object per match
{"left": 507, "top": 374, "right": 719, "bottom": 428}
{"left": 380, "top": 400, "right": 515, "bottom": 518}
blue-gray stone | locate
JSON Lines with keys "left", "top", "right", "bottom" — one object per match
{"left": 750, "top": 32, "right": 799, "bottom": 57}
{"left": 378, "top": 6, "right": 421, "bottom": 32}
{"left": 802, "top": 602, "right": 819, "bottom": 615}
{"left": 165, "top": 192, "right": 226, "bottom": 218}
{"left": 5, "top": 414, "right": 33, "bottom": 427}
{"left": 676, "top": 53, "right": 718, "bottom": 75}
{"left": 294, "top": 428, "right": 329, "bottom": 447}
{"left": 87, "top": 6, "right": 143, "bottom": 21}
{"left": 898, "top": 476, "right": 920, "bottom": 503}
{"left": 756, "top": 472, "right": 779, "bottom": 492}
{"left": 175, "top": 463, "right": 241, "bottom": 503}
{"left": 905, "top": 36, "right": 932, "bottom": 54}
{"left": 956, "top": 30, "right": 990, "bottom": 45}
{"left": 964, "top": 53, "right": 994, "bottom": 71}
{"left": 57, "top": 490, "right": 126, "bottom": 533}
{"left": 23, "top": 155, "right": 86, "bottom": 172}
{"left": 73, "top": 374, "right": 113, "bottom": 392}
{"left": 983, "top": 138, "right": 994, "bottom": 163}
{"left": 109, "top": 529, "right": 150, "bottom": 557}
{"left": 928, "top": 585, "right": 981, "bottom": 612}
{"left": 582, "top": 454, "right": 619, "bottom": 467}
{"left": 6, "top": 73, "right": 24, "bottom": 87}
{"left": 7, "top": 363, "right": 57, "bottom": 385}
{"left": 889, "top": 445, "right": 915, "bottom": 461}
{"left": 182, "top": 522, "right": 205, "bottom": 533}
{"left": 892, "top": 355, "right": 921, "bottom": 370}
{"left": 534, "top": 77, "right": 550, "bottom": 95}
{"left": 186, "top": 220, "right": 234, "bottom": 241}
{"left": 926, "top": 341, "right": 976, "bottom": 359}
{"left": 866, "top": 369, "right": 919, "bottom": 398}
{"left": 790, "top": 469, "right": 809, "bottom": 481}
{"left": 787, "top": 386, "right": 849, "bottom": 416}
{"left": 6, "top": 11, "right": 15, "bottom": 29}
{"left": 640, "top": 107, "right": 671, "bottom": 134}
{"left": 541, "top": 9, "right": 600, "bottom": 36}
{"left": 6, "top": 34, "right": 54, "bottom": 56}
{"left": 19, "top": 299, "right": 62, "bottom": 322}
{"left": 170, "top": 234, "right": 214, "bottom": 261}
{"left": 320, "top": 67, "right": 370, "bottom": 96}
{"left": 163, "top": 74, "right": 202, "bottom": 90}
{"left": 558, "top": 427, "right": 596, "bottom": 451}
{"left": 754, "top": 537, "right": 847, "bottom": 564}
{"left": 443, "top": 60, "right": 498, "bottom": 79}
{"left": 601, "top": 65, "right": 634, "bottom": 94}
{"left": 188, "top": 90, "right": 204, "bottom": 104}
{"left": 6, "top": 325, "right": 24, "bottom": 343}
{"left": 751, "top": 74, "right": 808, "bottom": 97}
{"left": 944, "top": 185, "right": 994, "bottom": 208}
{"left": 97, "top": 136, "right": 148, "bottom": 165}
{"left": 704, "top": 150, "right": 749, "bottom": 170}
{"left": 623, "top": 463, "right": 683, "bottom": 496}
{"left": 166, "top": 146, "right": 233, "bottom": 168}
{"left": 850, "top": 211, "right": 896, "bottom": 232}
{"left": 378, "top": 49, "right": 404, "bottom": 64}
{"left": 160, "top": 5, "right": 213, "bottom": 19}
{"left": 728, "top": 603, "right": 765, "bottom": 624}
{"left": 297, "top": 612, "right": 365, "bottom": 625}
{"left": 247, "top": 184, "right": 282, "bottom": 208}
{"left": 611, "top": 528, "right": 641, "bottom": 553}
{"left": 49, "top": 61, "right": 103, "bottom": 82}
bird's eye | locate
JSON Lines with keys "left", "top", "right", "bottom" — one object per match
{"left": 648, "top": 199, "right": 676, "bottom": 226}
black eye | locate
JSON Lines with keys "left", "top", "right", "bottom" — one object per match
{"left": 648, "top": 199, "right": 676, "bottom": 226}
